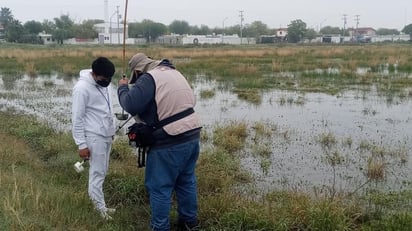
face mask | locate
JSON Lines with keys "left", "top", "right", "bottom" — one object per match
{"left": 95, "top": 79, "right": 111, "bottom": 87}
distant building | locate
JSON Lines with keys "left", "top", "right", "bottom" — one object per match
{"left": 347, "top": 27, "right": 376, "bottom": 37}
{"left": 346, "top": 27, "right": 376, "bottom": 43}
{"left": 38, "top": 32, "right": 55, "bottom": 45}
{"left": 272, "top": 28, "right": 288, "bottom": 42}
{"left": 258, "top": 28, "right": 288, "bottom": 43}
{"left": 371, "top": 34, "right": 410, "bottom": 43}
{"left": 64, "top": 38, "right": 98, "bottom": 45}
{"left": 157, "top": 34, "right": 183, "bottom": 45}
{"left": 156, "top": 34, "right": 253, "bottom": 45}
{"left": 321, "top": 34, "right": 342, "bottom": 43}
{"left": 182, "top": 34, "right": 243, "bottom": 45}
{"left": 259, "top": 35, "right": 277, "bottom": 43}
{"left": 276, "top": 28, "right": 288, "bottom": 38}
{"left": 93, "top": 22, "right": 128, "bottom": 45}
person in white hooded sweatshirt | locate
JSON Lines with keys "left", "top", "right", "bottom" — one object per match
{"left": 71, "top": 57, "right": 116, "bottom": 220}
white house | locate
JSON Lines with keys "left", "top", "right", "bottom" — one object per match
{"left": 347, "top": 27, "right": 376, "bottom": 37}
{"left": 276, "top": 28, "right": 288, "bottom": 38}
{"left": 321, "top": 34, "right": 342, "bottom": 43}
{"left": 181, "top": 34, "right": 250, "bottom": 45}
{"left": 371, "top": 34, "right": 410, "bottom": 43}
{"left": 94, "top": 22, "right": 128, "bottom": 45}
{"left": 182, "top": 34, "right": 224, "bottom": 45}
{"left": 38, "top": 32, "right": 55, "bottom": 45}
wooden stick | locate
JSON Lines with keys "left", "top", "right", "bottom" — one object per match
{"left": 122, "top": 0, "right": 129, "bottom": 76}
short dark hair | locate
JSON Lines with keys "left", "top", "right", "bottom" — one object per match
{"left": 92, "top": 57, "right": 115, "bottom": 79}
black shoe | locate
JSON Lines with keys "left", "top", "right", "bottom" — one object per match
{"left": 176, "top": 220, "right": 200, "bottom": 231}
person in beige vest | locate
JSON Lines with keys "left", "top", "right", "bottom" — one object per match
{"left": 118, "top": 53, "right": 202, "bottom": 231}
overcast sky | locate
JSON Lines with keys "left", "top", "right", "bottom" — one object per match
{"left": 1, "top": 0, "right": 411, "bottom": 30}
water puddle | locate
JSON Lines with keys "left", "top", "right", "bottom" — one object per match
{"left": 1, "top": 74, "right": 411, "bottom": 193}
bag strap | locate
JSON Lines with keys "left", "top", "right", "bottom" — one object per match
{"left": 137, "top": 147, "right": 146, "bottom": 168}
{"left": 153, "top": 108, "right": 194, "bottom": 129}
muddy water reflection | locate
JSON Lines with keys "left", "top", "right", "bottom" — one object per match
{"left": 1, "top": 75, "right": 411, "bottom": 193}
{"left": 194, "top": 79, "right": 412, "bottom": 193}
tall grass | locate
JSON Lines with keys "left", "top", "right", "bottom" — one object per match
{"left": 1, "top": 44, "right": 412, "bottom": 96}
{"left": 1, "top": 43, "right": 412, "bottom": 230}
{"left": 1, "top": 112, "right": 412, "bottom": 230}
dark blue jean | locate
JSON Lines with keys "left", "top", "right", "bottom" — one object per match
{"left": 145, "top": 139, "right": 200, "bottom": 231}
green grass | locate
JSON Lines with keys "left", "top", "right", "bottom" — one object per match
{"left": 1, "top": 112, "right": 411, "bottom": 230}
{"left": 199, "top": 89, "right": 215, "bottom": 99}
{"left": 1, "top": 44, "right": 412, "bottom": 230}
{"left": 1, "top": 44, "right": 412, "bottom": 98}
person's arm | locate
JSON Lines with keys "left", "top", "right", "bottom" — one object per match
{"left": 71, "top": 88, "right": 89, "bottom": 159}
{"left": 117, "top": 74, "right": 155, "bottom": 116}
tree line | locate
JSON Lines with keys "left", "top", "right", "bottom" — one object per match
{"left": 1, "top": 7, "right": 412, "bottom": 44}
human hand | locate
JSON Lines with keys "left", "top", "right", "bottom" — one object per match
{"left": 118, "top": 78, "right": 129, "bottom": 86}
{"left": 78, "top": 148, "right": 90, "bottom": 160}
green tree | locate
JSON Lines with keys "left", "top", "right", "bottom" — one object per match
{"left": 128, "top": 19, "right": 167, "bottom": 42}
{"left": 24, "top": 20, "right": 43, "bottom": 34}
{"left": 305, "top": 28, "right": 318, "bottom": 42}
{"left": 128, "top": 22, "right": 144, "bottom": 38}
{"left": 19, "top": 34, "right": 42, "bottom": 44}
{"left": 41, "top": 20, "right": 56, "bottom": 34}
{"left": 5, "top": 19, "right": 24, "bottom": 43}
{"left": 21, "top": 20, "right": 43, "bottom": 44}
{"left": 72, "top": 20, "right": 98, "bottom": 39}
{"left": 52, "top": 14, "right": 74, "bottom": 44}
{"left": 287, "top": 19, "right": 307, "bottom": 43}
{"left": 148, "top": 22, "right": 167, "bottom": 42}
{"left": 225, "top": 25, "right": 242, "bottom": 37}
{"left": 169, "top": 20, "right": 190, "bottom": 35}
{"left": 0, "top": 7, "right": 14, "bottom": 40}
{"left": 319, "top": 26, "right": 341, "bottom": 35}
{"left": 376, "top": 28, "right": 400, "bottom": 35}
{"left": 191, "top": 24, "right": 211, "bottom": 35}
{"left": 0, "top": 7, "right": 13, "bottom": 26}
{"left": 402, "top": 23, "right": 412, "bottom": 40}
{"left": 243, "top": 21, "right": 270, "bottom": 38}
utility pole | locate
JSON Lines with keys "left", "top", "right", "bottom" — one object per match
{"left": 104, "top": 0, "right": 109, "bottom": 34}
{"left": 239, "top": 10, "right": 244, "bottom": 45}
{"left": 110, "top": 11, "right": 117, "bottom": 44}
{"left": 354, "top": 15, "right": 360, "bottom": 37}
{"left": 222, "top": 17, "right": 228, "bottom": 44}
{"left": 116, "top": 5, "right": 120, "bottom": 44}
{"left": 319, "top": 19, "right": 327, "bottom": 33}
{"left": 342, "top": 14, "right": 347, "bottom": 36}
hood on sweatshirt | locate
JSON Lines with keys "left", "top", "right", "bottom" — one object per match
{"left": 79, "top": 69, "right": 97, "bottom": 86}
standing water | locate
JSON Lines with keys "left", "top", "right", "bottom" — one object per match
{"left": 0, "top": 74, "right": 411, "bottom": 193}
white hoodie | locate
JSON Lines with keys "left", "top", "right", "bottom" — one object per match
{"left": 71, "top": 69, "right": 115, "bottom": 149}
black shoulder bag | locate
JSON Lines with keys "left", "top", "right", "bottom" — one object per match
{"left": 127, "top": 108, "right": 194, "bottom": 167}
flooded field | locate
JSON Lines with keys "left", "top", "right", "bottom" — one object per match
{"left": 1, "top": 74, "right": 411, "bottom": 194}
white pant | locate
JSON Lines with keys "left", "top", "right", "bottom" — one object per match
{"left": 86, "top": 135, "right": 112, "bottom": 211}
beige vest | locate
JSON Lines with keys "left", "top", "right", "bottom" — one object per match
{"left": 148, "top": 66, "right": 201, "bottom": 135}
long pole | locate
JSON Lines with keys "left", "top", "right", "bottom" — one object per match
{"left": 120, "top": 0, "right": 129, "bottom": 119}
{"left": 122, "top": 0, "right": 128, "bottom": 75}
{"left": 239, "top": 10, "right": 244, "bottom": 45}
{"left": 117, "top": 5, "right": 120, "bottom": 45}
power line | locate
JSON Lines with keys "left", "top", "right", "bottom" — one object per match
{"left": 342, "top": 14, "right": 347, "bottom": 30}
{"left": 342, "top": 14, "right": 347, "bottom": 36}
{"left": 239, "top": 10, "right": 244, "bottom": 44}
{"left": 355, "top": 14, "right": 360, "bottom": 29}
{"left": 354, "top": 15, "right": 360, "bottom": 37}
